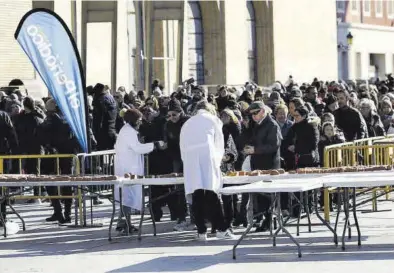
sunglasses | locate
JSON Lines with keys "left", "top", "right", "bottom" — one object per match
{"left": 250, "top": 110, "right": 260, "bottom": 116}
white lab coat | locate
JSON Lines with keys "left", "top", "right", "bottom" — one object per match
{"left": 114, "top": 123, "right": 154, "bottom": 210}
{"left": 180, "top": 110, "right": 225, "bottom": 197}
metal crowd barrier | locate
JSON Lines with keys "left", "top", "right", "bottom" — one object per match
{"left": 0, "top": 154, "right": 83, "bottom": 226}
{"left": 77, "top": 150, "right": 115, "bottom": 226}
{"left": 323, "top": 135, "right": 394, "bottom": 221}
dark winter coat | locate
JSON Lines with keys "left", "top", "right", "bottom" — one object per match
{"left": 364, "top": 112, "right": 385, "bottom": 137}
{"left": 38, "top": 112, "right": 80, "bottom": 155}
{"left": 285, "top": 118, "right": 320, "bottom": 168}
{"left": 92, "top": 92, "right": 117, "bottom": 149}
{"left": 0, "top": 110, "right": 18, "bottom": 155}
{"left": 163, "top": 115, "right": 190, "bottom": 162}
{"left": 139, "top": 115, "right": 172, "bottom": 175}
{"left": 250, "top": 115, "right": 282, "bottom": 170}
{"left": 334, "top": 106, "right": 368, "bottom": 141}
{"left": 14, "top": 110, "right": 43, "bottom": 154}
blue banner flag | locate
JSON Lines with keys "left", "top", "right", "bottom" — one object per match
{"left": 15, "top": 9, "right": 88, "bottom": 153}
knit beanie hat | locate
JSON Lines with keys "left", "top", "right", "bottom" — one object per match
{"left": 168, "top": 99, "right": 183, "bottom": 112}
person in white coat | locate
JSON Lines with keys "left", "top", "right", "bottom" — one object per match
{"left": 114, "top": 109, "right": 164, "bottom": 231}
{"left": 180, "top": 100, "right": 235, "bottom": 241}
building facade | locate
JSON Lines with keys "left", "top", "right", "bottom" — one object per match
{"left": 337, "top": 0, "right": 394, "bottom": 81}
{"left": 0, "top": 0, "right": 338, "bottom": 97}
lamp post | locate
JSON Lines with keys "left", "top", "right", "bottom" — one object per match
{"left": 338, "top": 31, "right": 354, "bottom": 51}
{"left": 346, "top": 32, "right": 353, "bottom": 46}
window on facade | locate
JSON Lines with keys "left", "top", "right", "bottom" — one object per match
{"left": 388, "top": 1, "right": 394, "bottom": 17}
{"left": 375, "top": 0, "right": 383, "bottom": 16}
{"left": 337, "top": 1, "right": 345, "bottom": 12}
{"left": 352, "top": 0, "right": 359, "bottom": 11}
{"left": 247, "top": 0, "right": 257, "bottom": 82}
{"left": 187, "top": 1, "right": 204, "bottom": 84}
{"left": 364, "top": 0, "right": 370, "bottom": 14}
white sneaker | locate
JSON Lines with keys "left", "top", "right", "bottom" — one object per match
{"left": 216, "top": 229, "right": 236, "bottom": 240}
{"left": 173, "top": 221, "right": 187, "bottom": 232}
{"left": 196, "top": 233, "right": 207, "bottom": 241}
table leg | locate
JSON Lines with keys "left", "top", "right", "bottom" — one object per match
{"left": 297, "top": 192, "right": 302, "bottom": 236}
{"left": 342, "top": 188, "right": 350, "bottom": 251}
{"left": 0, "top": 198, "right": 6, "bottom": 238}
{"left": 314, "top": 190, "right": 338, "bottom": 245}
{"left": 346, "top": 189, "right": 352, "bottom": 240}
{"left": 108, "top": 185, "right": 115, "bottom": 242}
{"left": 352, "top": 187, "right": 361, "bottom": 246}
{"left": 277, "top": 192, "right": 302, "bottom": 258}
{"left": 8, "top": 203, "right": 25, "bottom": 231}
{"left": 148, "top": 186, "right": 156, "bottom": 236}
{"left": 273, "top": 194, "right": 282, "bottom": 247}
{"left": 269, "top": 194, "right": 274, "bottom": 236}
{"left": 305, "top": 191, "right": 312, "bottom": 233}
{"left": 138, "top": 185, "right": 145, "bottom": 241}
{"left": 233, "top": 193, "right": 254, "bottom": 260}
{"left": 334, "top": 188, "right": 341, "bottom": 234}
{"left": 83, "top": 187, "right": 87, "bottom": 227}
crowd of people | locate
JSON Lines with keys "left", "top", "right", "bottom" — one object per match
{"left": 2, "top": 75, "right": 394, "bottom": 238}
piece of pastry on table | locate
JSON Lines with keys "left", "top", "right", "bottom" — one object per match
{"left": 270, "top": 170, "right": 280, "bottom": 176}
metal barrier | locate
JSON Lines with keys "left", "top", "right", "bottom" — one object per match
{"left": 323, "top": 135, "right": 394, "bottom": 221}
{"left": 77, "top": 150, "right": 115, "bottom": 226}
{"left": 0, "top": 154, "right": 83, "bottom": 225}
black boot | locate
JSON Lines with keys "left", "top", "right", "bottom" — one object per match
{"left": 233, "top": 217, "right": 247, "bottom": 228}
{"left": 63, "top": 214, "right": 71, "bottom": 223}
{"left": 46, "top": 214, "right": 63, "bottom": 222}
{"left": 255, "top": 213, "right": 271, "bottom": 232}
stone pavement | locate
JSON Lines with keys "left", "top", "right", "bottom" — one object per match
{"left": 1, "top": 195, "right": 394, "bottom": 273}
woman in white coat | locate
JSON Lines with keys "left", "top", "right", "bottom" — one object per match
{"left": 180, "top": 100, "right": 235, "bottom": 241}
{"left": 114, "top": 109, "right": 164, "bottom": 223}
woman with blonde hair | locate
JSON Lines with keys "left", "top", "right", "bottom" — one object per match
{"left": 144, "top": 96, "right": 159, "bottom": 111}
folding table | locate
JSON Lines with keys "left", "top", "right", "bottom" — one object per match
{"left": 220, "top": 179, "right": 338, "bottom": 259}
{"left": 323, "top": 172, "right": 394, "bottom": 250}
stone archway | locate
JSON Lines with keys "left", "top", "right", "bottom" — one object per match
{"left": 253, "top": 1, "right": 275, "bottom": 86}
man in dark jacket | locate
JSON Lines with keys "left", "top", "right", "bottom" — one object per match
{"left": 139, "top": 104, "right": 173, "bottom": 222}
{"left": 0, "top": 110, "right": 18, "bottom": 227}
{"left": 163, "top": 99, "right": 190, "bottom": 231}
{"left": 244, "top": 101, "right": 282, "bottom": 232}
{"left": 334, "top": 90, "right": 368, "bottom": 141}
{"left": 14, "top": 97, "right": 44, "bottom": 203}
{"left": 92, "top": 83, "right": 117, "bottom": 150}
{"left": 39, "top": 99, "right": 80, "bottom": 224}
